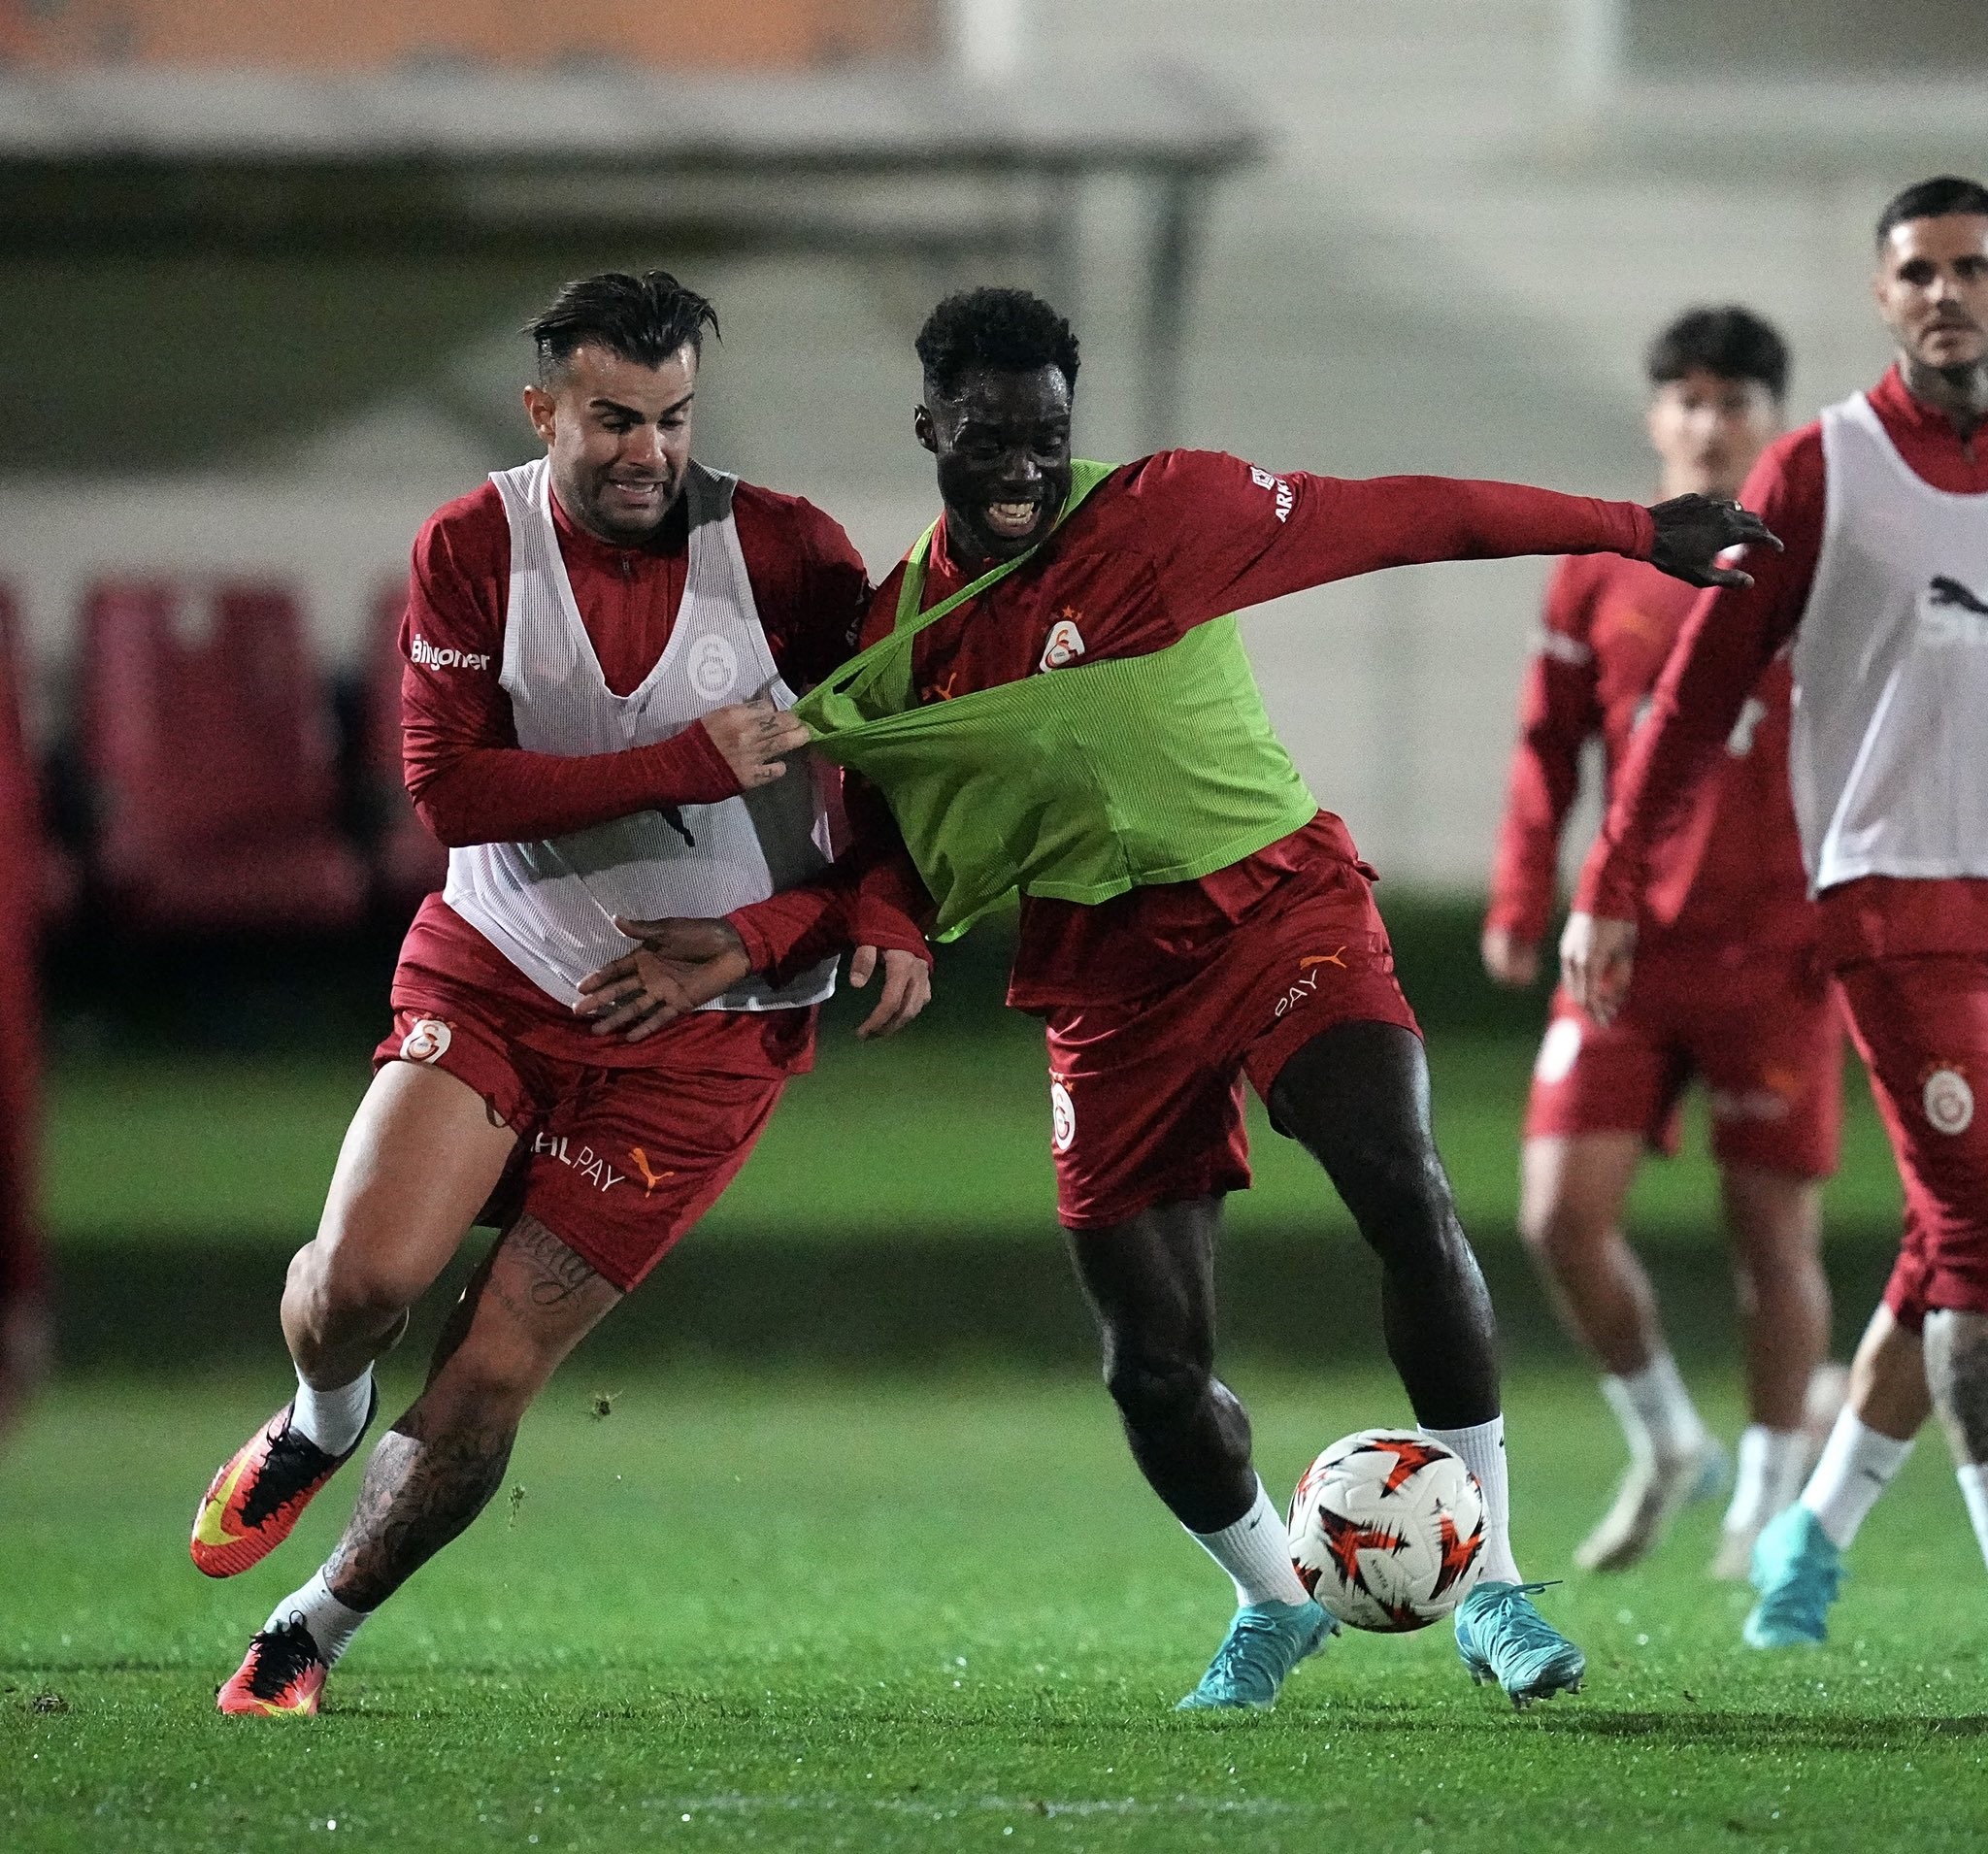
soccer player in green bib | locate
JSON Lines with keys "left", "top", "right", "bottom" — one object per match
{"left": 578, "top": 288, "right": 1774, "bottom": 1709}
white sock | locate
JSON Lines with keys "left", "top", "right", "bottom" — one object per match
{"left": 1957, "top": 1465, "right": 1988, "bottom": 1569}
{"left": 1601, "top": 1353, "right": 1707, "bottom": 1462}
{"left": 1421, "top": 1416, "right": 1521, "bottom": 1586}
{"left": 1800, "top": 1409, "right": 1914, "bottom": 1549}
{"left": 290, "top": 1367, "right": 373, "bottom": 1455}
{"left": 264, "top": 1569, "right": 370, "bottom": 1668}
{"left": 1724, "top": 1425, "right": 1808, "bottom": 1536}
{"left": 1187, "top": 1478, "right": 1311, "bottom": 1607}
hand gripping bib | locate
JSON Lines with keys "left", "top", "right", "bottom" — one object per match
{"left": 794, "top": 461, "right": 1318, "bottom": 940}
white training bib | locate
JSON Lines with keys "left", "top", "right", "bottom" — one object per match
{"left": 1791, "top": 393, "right": 1988, "bottom": 893}
{"left": 443, "top": 456, "right": 839, "bottom": 1010}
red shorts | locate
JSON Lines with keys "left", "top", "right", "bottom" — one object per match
{"left": 1831, "top": 954, "right": 1988, "bottom": 1327}
{"left": 1524, "top": 938, "right": 1843, "bottom": 1179}
{"left": 1042, "top": 856, "right": 1420, "bottom": 1229}
{"left": 373, "top": 987, "right": 813, "bottom": 1293}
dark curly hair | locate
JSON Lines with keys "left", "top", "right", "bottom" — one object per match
{"left": 1876, "top": 175, "right": 1988, "bottom": 248}
{"left": 914, "top": 286, "right": 1080, "bottom": 401}
{"left": 525, "top": 271, "right": 720, "bottom": 381}
{"left": 1645, "top": 306, "right": 1789, "bottom": 401}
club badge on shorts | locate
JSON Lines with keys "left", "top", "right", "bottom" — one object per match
{"left": 1923, "top": 1065, "right": 1974, "bottom": 1137}
{"left": 1049, "top": 1077, "right": 1077, "bottom": 1154}
{"left": 400, "top": 1017, "right": 452, "bottom": 1065}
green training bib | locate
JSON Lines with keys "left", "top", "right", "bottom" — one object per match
{"left": 794, "top": 461, "right": 1319, "bottom": 940}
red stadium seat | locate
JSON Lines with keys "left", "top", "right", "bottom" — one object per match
{"left": 79, "top": 579, "right": 366, "bottom": 932}
{"left": 365, "top": 578, "right": 448, "bottom": 911}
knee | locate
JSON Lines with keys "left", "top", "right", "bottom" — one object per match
{"left": 1102, "top": 1342, "right": 1210, "bottom": 1430}
{"left": 1335, "top": 1139, "right": 1458, "bottom": 1261}
{"left": 284, "top": 1236, "right": 424, "bottom": 1342}
{"left": 1517, "top": 1193, "right": 1599, "bottom": 1270}
{"left": 430, "top": 1325, "right": 554, "bottom": 1420}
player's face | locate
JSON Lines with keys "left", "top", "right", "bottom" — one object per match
{"left": 1644, "top": 367, "right": 1781, "bottom": 500}
{"left": 1875, "top": 214, "right": 1988, "bottom": 375}
{"left": 523, "top": 342, "right": 698, "bottom": 545}
{"left": 915, "top": 365, "right": 1074, "bottom": 566}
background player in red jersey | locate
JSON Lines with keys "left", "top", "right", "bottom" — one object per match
{"left": 191, "top": 272, "right": 931, "bottom": 1715}
{"left": 1566, "top": 177, "right": 1988, "bottom": 1647}
{"left": 1485, "top": 308, "right": 1844, "bottom": 1577}
{"left": 580, "top": 287, "right": 1773, "bottom": 1710}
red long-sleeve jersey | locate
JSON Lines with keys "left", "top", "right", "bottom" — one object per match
{"left": 1575, "top": 367, "right": 1988, "bottom": 965}
{"left": 737, "top": 448, "right": 1657, "bottom": 1008}
{"left": 1486, "top": 551, "right": 1810, "bottom": 950}
{"left": 399, "top": 478, "right": 869, "bottom": 844}
{"left": 393, "top": 469, "right": 924, "bottom": 1059}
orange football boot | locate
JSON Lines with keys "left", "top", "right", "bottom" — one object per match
{"left": 190, "top": 1388, "right": 377, "bottom": 1577}
{"left": 215, "top": 1617, "right": 329, "bottom": 1717}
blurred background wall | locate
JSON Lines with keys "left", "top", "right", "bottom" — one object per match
{"left": 5, "top": 0, "right": 1979, "bottom": 883}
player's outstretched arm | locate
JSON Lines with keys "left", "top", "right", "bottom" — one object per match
{"left": 1643, "top": 494, "right": 1782, "bottom": 588}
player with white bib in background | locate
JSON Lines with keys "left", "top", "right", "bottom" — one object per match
{"left": 1485, "top": 308, "right": 1845, "bottom": 1579}
{"left": 190, "top": 272, "right": 932, "bottom": 1714}
{"left": 1566, "top": 177, "right": 1988, "bottom": 1646}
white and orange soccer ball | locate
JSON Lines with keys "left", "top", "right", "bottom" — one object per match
{"left": 1286, "top": 1429, "right": 1486, "bottom": 1633}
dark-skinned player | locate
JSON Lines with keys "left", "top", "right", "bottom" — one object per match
{"left": 577, "top": 287, "right": 1775, "bottom": 1710}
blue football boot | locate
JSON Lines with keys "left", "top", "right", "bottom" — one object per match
{"left": 1176, "top": 1599, "right": 1336, "bottom": 1710}
{"left": 1454, "top": 1581, "right": 1587, "bottom": 1708}
{"left": 1742, "top": 1505, "right": 1842, "bottom": 1648}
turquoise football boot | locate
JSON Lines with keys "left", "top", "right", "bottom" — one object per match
{"left": 1742, "top": 1505, "right": 1842, "bottom": 1648}
{"left": 1176, "top": 1599, "right": 1335, "bottom": 1710}
{"left": 1454, "top": 1581, "right": 1587, "bottom": 1708}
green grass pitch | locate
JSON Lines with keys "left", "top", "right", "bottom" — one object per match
{"left": 42, "top": 1027, "right": 1903, "bottom": 1247}
{"left": 5, "top": 1364, "right": 1984, "bottom": 1852}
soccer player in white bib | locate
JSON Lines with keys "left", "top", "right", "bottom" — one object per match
{"left": 190, "top": 272, "right": 932, "bottom": 1714}
{"left": 1565, "top": 177, "right": 1988, "bottom": 1646}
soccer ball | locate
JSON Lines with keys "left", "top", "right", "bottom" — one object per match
{"left": 1286, "top": 1429, "right": 1485, "bottom": 1633}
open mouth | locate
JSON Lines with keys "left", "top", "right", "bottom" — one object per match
{"left": 605, "top": 477, "right": 669, "bottom": 511}
{"left": 982, "top": 499, "right": 1044, "bottom": 542}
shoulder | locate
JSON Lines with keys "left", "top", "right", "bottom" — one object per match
{"left": 729, "top": 479, "right": 865, "bottom": 576}
{"left": 414, "top": 480, "right": 509, "bottom": 577}
{"left": 1077, "top": 449, "right": 1295, "bottom": 537}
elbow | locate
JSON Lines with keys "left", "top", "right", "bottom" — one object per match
{"left": 410, "top": 789, "right": 479, "bottom": 850}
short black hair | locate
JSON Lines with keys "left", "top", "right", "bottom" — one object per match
{"left": 1876, "top": 176, "right": 1988, "bottom": 248}
{"left": 525, "top": 270, "right": 719, "bottom": 381}
{"left": 1645, "top": 306, "right": 1790, "bottom": 402}
{"left": 915, "top": 287, "right": 1080, "bottom": 402}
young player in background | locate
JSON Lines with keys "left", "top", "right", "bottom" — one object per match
{"left": 1485, "top": 309, "right": 1844, "bottom": 1577}
{"left": 579, "top": 286, "right": 1773, "bottom": 1710}
{"left": 1566, "top": 177, "right": 1988, "bottom": 1646}
{"left": 189, "top": 272, "right": 930, "bottom": 1714}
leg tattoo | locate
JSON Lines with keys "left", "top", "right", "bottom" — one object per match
{"left": 322, "top": 1414, "right": 515, "bottom": 1611}
{"left": 322, "top": 1214, "right": 617, "bottom": 1611}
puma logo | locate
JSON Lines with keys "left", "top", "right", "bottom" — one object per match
{"left": 1922, "top": 576, "right": 1988, "bottom": 646}
{"left": 1929, "top": 575, "right": 1988, "bottom": 614}
{"left": 1299, "top": 948, "right": 1348, "bottom": 971}
{"left": 628, "top": 1147, "right": 674, "bottom": 1197}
